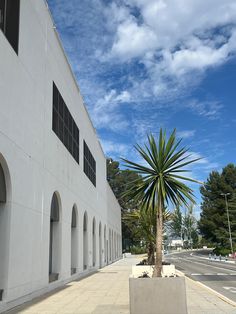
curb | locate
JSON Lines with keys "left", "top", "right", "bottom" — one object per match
{"left": 176, "top": 270, "right": 236, "bottom": 308}
{"left": 190, "top": 253, "right": 236, "bottom": 264}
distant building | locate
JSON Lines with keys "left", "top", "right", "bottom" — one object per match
{"left": 169, "top": 239, "right": 184, "bottom": 248}
{"left": 0, "top": 0, "right": 122, "bottom": 312}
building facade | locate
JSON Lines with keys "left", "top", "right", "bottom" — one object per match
{"left": 0, "top": 0, "right": 122, "bottom": 312}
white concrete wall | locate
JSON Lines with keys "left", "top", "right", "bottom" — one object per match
{"left": 0, "top": 0, "right": 122, "bottom": 312}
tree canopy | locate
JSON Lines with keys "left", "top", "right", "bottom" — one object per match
{"left": 107, "top": 158, "right": 142, "bottom": 212}
{"left": 198, "top": 163, "right": 236, "bottom": 248}
{"left": 106, "top": 158, "right": 142, "bottom": 249}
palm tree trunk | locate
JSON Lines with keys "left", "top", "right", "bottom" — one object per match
{"left": 147, "top": 242, "right": 155, "bottom": 265}
{"left": 153, "top": 198, "right": 163, "bottom": 277}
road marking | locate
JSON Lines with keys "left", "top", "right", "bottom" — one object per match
{"left": 190, "top": 273, "right": 236, "bottom": 276}
{"left": 177, "top": 257, "right": 236, "bottom": 273}
{"left": 223, "top": 286, "right": 236, "bottom": 294}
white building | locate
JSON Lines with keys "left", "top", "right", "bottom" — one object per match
{"left": 0, "top": 0, "right": 122, "bottom": 312}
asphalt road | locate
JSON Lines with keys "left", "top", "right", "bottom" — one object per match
{"left": 165, "top": 249, "right": 236, "bottom": 302}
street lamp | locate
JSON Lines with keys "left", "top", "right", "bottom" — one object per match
{"left": 221, "top": 193, "right": 233, "bottom": 254}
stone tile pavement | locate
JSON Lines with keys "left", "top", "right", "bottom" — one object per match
{"left": 4, "top": 256, "right": 236, "bottom": 314}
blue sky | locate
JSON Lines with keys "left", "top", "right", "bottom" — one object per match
{"left": 48, "top": 0, "right": 236, "bottom": 216}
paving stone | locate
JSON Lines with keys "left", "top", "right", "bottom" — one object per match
{"left": 4, "top": 256, "right": 236, "bottom": 314}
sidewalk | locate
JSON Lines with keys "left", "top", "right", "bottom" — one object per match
{"left": 5, "top": 256, "right": 236, "bottom": 314}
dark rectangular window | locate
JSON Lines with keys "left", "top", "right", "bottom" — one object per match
{"left": 83, "top": 141, "right": 96, "bottom": 186}
{"left": 0, "top": 0, "right": 20, "bottom": 54}
{"left": 52, "top": 82, "right": 80, "bottom": 165}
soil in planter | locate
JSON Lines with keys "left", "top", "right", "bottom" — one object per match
{"left": 136, "top": 259, "right": 171, "bottom": 266}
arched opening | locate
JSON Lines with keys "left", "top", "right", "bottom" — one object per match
{"left": 99, "top": 222, "right": 102, "bottom": 268}
{"left": 104, "top": 225, "right": 107, "bottom": 265}
{"left": 83, "top": 212, "right": 88, "bottom": 270}
{"left": 92, "top": 217, "right": 96, "bottom": 267}
{"left": 49, "top": 192, "right": 61, "bottom": 282}
{"left": 0, "top": 163, "right": 6, "bottom": 203}
{"left": 0, "top": 157, "right": 11, "bottom": 301}
{"left": 71, "top": 205, "right": 78, "bottom": 275}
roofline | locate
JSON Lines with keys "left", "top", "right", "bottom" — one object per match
{"left": 43, "top": 0, "right": 106, "bottom": 158}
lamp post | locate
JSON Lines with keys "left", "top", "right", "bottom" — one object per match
{"left": 221, "top": 193, "right": 233, "bottom": 254}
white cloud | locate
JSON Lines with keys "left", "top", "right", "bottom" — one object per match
{"left": 48, "top": 0, "right": 234, "bottom": 135}
{"left": 101, "top": 0, "right": 236, "bottom": 106}
{"left": 177, "top": 130, "right": 196, "bottom": 139}
{"left": 186, "top": 99, "right": 223, "bottom": 120}
{"left": 88, "top": 89, "right": 131, "bottom": 131}
{"left": 100, "top": 139, "right": 129, "bottom": 156}
{"left": 111, "top": 19, "right": 157, "bottom": 60}
{"left": 109, "top": 0, "right": 236, "bottom": 60}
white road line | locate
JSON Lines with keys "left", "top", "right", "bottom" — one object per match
{"left": 177, "top": 257, "right": 236, "bottom": 273}
{"left": 190, "top": 273, "right": 236, "bottom": 276}
{"left": 223, "top": 286, "right": 236, "bottom": 294}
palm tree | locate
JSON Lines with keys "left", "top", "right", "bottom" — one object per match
{"left": 122, "top": 129, "right": 200, "bottom": 277}
{"left": 123, "top": 206, "right": 171, "bottom": 265}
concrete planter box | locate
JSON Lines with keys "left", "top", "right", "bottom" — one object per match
{"left": 129, "top": 277, "right": 187, "bottom": 314}
{"left": 132, "top": 264, "right": 176, "bottom": 278}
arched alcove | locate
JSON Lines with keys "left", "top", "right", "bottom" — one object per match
{"left": 92, "top": 217, "right": 96, "bottom": 267}
{"left": 0, "top": 163, "right": 6, "bottom": 203}
{"left": 0, "top": 155, "right": 11, "bottom": 301}
{"left": 71, "top": 205, "right": 78, "bottom": 275}
{"left": 49, "top": 192, "right": 61, "bottom": 282}
{"left": 99, "top": 222, "right": 102, "bottom": 268}
{"left": 83, "top": 212, "right": 88, "bottom": 270}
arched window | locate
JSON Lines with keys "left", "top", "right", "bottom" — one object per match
{"left": 49, "top": 192, "right": 61, "bottom": 282}
{"left": 83, "top": 212, "right": 88, "bottom": 270}
{"left": 71, "top": 205, "right": 78, "bottom": 275}
{"left": 92, "top": 217, "right": 96, "bottom": 267}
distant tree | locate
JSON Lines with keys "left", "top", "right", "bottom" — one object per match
{"left": 183, "top": 204, "right": 198, "bottom": 248}
{"left": 106, "top": 158, "right": 142, "bottom": 250}
{"left": 170, "top": 206, "right": 183, "bottom": 239}
{"left": 199, "top": 164, "right": 236, "bottom": 248}
{"left": 107, "top": 158, "right": 141, "bottom": 212}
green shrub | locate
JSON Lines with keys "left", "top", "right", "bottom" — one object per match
{"left": 213, "top": 247, "right": 231, "bottom": 256}
{"left": 130, "top": 245, "right": 146, "bottom": 254}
